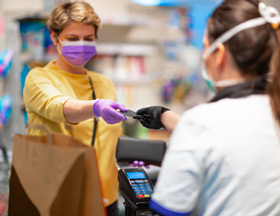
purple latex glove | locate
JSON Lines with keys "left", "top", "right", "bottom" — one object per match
{"left": 93, "top": 99, "right": 127, "bottom": 124}
{"left": 130, "top": 160, "right": 150, "bottom": 169}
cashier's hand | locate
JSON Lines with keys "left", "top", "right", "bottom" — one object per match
{"left": 136, "top": 106, "right": 169, "bottom": 129}
{"left": 130, "top": 160, "right": 150, "bottom": 169}
{"left": 93, "top": 99, "right": 127, "bottom": 124}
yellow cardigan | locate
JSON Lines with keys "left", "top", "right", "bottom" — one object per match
{"left": 23, "top": 60, "right": 122, "bottom": 206}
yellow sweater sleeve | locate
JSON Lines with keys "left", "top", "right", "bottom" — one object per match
{"left": 23, "top": 67, "right": 71, "bottom": 123}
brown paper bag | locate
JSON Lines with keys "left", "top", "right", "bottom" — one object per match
{"left": 8, "top": 123, "right": 106, "bottom": 216}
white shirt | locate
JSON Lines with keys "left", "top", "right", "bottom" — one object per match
{"left": 150, "top": 95, "right": 280, "bottom": 216}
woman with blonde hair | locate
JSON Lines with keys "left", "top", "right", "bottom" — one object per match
{"left": 23, "top": 1, "right": 126, "bottom": 215}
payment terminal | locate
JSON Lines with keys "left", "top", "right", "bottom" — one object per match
{"left": 116, "top": 137, "right": 166, "bottom": 216}
{"left": 118, "top": 168, "right": 155, "bottom": 216}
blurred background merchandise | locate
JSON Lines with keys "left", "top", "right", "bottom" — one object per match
{"left": 0, "top": 0, "right": 279, "bottom": 215}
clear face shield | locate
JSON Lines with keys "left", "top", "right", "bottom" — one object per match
{"left": 201, "top": 2, "right": 280, "bottom": 93}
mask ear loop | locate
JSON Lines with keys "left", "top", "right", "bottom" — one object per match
{"left": 55, "top": 33, "right": 62, "bottom": 55}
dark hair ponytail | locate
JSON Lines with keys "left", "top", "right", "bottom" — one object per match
{"left": 269, "top": 43, "right": 280, "bottom": 126}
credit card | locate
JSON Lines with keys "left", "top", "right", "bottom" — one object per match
{"left": 119, "top": 109, "right": 138, "bottom": 118}
{"left": 119, "top": 109, "right": 152, "bottom": 120}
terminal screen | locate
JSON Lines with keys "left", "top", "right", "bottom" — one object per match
{"left": 127, "top": 172, "right": 146, "bottom": 180}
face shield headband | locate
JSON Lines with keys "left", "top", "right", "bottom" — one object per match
{"left": 203, "top": 2, "right": 280, "bottom": 59}
{"left": 201, "top": 2, "right": 280, "bottom": 92}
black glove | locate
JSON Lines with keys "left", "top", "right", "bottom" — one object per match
{"left": 135, "top": 106, "right": 169, "bottom": 129}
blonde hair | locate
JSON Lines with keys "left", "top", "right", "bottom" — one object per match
{"left": 47, "top": 0, "right": 101, "bottom": 38}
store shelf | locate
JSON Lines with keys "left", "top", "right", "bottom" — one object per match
{"left": 20, "top": 52, "right": 56, "bottom": 63}
{"left": 100, "top": 16, "right": 158, "bottom": 28}
{"left": 110, "top": 75, "right": 157, "bottom": 85}
{"left": 96, "top": 43, "right": 157, "bottom": 56}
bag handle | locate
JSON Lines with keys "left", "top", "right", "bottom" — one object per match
{"left": 26, "top": 122, "right": 52, "bottom": 146}
{"left": 0, "top": 143, "right": 8, "bottom": 163}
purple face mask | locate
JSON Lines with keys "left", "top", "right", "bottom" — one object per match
{"left": 59, "top": 40, "right": 97, "bottom": 66}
